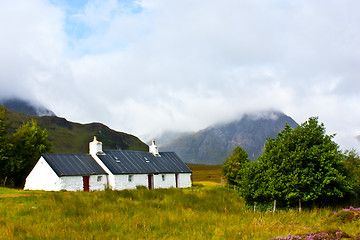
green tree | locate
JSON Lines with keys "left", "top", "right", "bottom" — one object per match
{"left": 343, "top": 149, "right": 360, "bottom": 198}
{"left": 0, "top": 106, "right": 12, "bottom": 185}
{"left": 223, "top": 146, "right": 249, "bottom": 186}
{"left": 246, "top": 117, "right": 352, "bottom": 207}
{"left": 9, "top": 119, "right": 51, "bottom": 187}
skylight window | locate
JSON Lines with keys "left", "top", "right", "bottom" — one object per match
{"left": 113, "top": 156, "right": 120, "bottom": 162}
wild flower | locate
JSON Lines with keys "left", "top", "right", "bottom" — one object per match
{"left": 270, "top": 230, "right": 348, "bottom": 240}
{"left": 342, "top": 206, "right": 360, "bottom": 211}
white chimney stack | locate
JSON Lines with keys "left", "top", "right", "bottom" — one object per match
{"left": 149, "top": 140, "right": 160, "bottom": 156}
{"left": 89, "top": 136, "right": 103, "bottom": 155}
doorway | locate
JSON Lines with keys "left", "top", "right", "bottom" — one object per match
{"left": 175, "top": 174, "right": 179, "bottom": 188}
{"left": 83, "top": 176, "right": 90, "bottom": 192}
{"left": 148, "top": 174, "right": 153, "bottom": 190}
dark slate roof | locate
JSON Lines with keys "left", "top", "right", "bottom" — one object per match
{"left": 97, "top": 150, "right": 192, "bottom": 174}
{"left": 42, "top": 153, "right": 108, "bottom": 177}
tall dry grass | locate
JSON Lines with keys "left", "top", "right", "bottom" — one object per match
{"left": 0, "top": 186, "right": 359, "bottom": 239}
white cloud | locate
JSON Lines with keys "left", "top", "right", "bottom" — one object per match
{"left": 0, "top": 0, "right": 359, "bottom": 151}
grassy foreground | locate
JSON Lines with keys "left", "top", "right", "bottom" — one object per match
{"left": 1, "top": 186, "right": 360, "bottom": 240}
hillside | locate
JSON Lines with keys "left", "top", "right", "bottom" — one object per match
{"left": 162, "top": 111, "right": 298, "bottom": 164}
{"left": 6, "top": 109, "right": 148, "bottom": 153}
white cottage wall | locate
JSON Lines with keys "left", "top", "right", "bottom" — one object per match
{"left": 59, "top": 175, "right": 108, "bottom": 191}
{"left": 89, "top": 175, "right": 108, "bottom": 191}
{"left": 111, "top": 173, "right": 191, "bottom": 190}
{"left": 113, "top": 174, "right": 148, "bottom": 190}
{"left": 24, "top": 157, "right": 61, "bottom": 191}
{"left": 153, "top": 174, "right": 176, "bottom": 189}
{"left": 178, "top": 173, "right": 192, "bottom": 188}
{"left": 60, "top": 176, "right": 83, "bottom": 191}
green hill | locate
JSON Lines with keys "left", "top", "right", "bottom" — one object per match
{"left": 6, "top": 109, "right": 148, "bottom": 153}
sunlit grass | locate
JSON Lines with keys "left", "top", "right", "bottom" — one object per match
{"left": 1, "top": 186, "right": 359, "bottom": 239}
{"left": 187, "top": 163, "right": 224, "bottom": 185}
{"left": 193, "top": 181, "right": 222, "bottom": 186}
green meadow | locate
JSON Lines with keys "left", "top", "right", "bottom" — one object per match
{"left": 1, "top": 187, "right": 360, "bottom": 239}
{"left": 1, "top": 165, "right": 359, "bottom": 239}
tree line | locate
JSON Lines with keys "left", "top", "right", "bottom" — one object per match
{"left": 0, "top": 106, "right": 51, "bottom": 188}
{"left": 223, "top": 116, "right": 360, "bottom": 209}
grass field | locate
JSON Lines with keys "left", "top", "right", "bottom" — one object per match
{"left": 1, "top": 165, "right": 359, "bottom": 239}
{"left": 187, "top": 163, "right": 224, "bottom": 185}
{"left": 1, "top": 185, "right": 360, "bottom": 240}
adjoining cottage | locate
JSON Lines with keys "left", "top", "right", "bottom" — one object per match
{"left": 24, "top": 137, "right": 192, "bottom": 191}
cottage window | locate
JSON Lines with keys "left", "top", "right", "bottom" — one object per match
{"left": 97, "top": 176, "right": 102, "bottom": 182}
{"left": 128, "top": 175, "right": 133, "bottom": 182}
{"left": 162, "top": 174, "right": 165, "bottom": 181}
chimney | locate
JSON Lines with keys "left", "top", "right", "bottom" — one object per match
{"left": 149, "top": 140, "right": 160, "bottom": 156}
{"left": 89, "top": 136, "right": 103, "bottom": 155}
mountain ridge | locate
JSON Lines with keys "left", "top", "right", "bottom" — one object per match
{"left": 161, "top": 111, "right": 298, "bottom": 164}
{"left": 6, "top": 108, "right": 148, "bottom": 154}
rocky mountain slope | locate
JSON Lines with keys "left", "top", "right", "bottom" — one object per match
{"left": 161, "top": 111, "right": 298, "bottom": 164}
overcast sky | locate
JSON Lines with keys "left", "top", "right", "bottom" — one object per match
{"left": 0, "top": 0, "right": 359, "bottom": 150}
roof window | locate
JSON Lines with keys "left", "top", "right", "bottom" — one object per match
{"left": 113, "top": 156, "right": 120, "bottom": 162}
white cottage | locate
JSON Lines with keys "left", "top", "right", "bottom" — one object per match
{"left": 24, "top": 137, "right": 192, "bottom": 191}
{"left": 23, "top": 153, "right": 108, "bottom": 191}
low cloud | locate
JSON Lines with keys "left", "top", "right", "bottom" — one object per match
{"left": 0, "top": 0, "right": 359, "bottom": 150}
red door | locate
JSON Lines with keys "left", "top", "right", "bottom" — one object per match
{"left": 175, "top": 174, "right": 179, "bottom": 188}
{"left": 148, "top": 174, "right": 153, "bottom": 190}
{"left": 83, "top": 176, "right": 90, "bottom": 192}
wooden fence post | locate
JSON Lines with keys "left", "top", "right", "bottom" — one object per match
{"left": 299, "top": 199, "right": 302, "bottom": 212}
{"left": 3, "top": 176, "right": 7, "bottom": 186}
{"left": 254, "top": 202, "right": 256, "bottom": 212}
{"left": 273, "top": 199, "right": 276, "bottom": 213}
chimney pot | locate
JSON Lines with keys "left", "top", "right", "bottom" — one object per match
{"left": 89, "top": 136, "right": 103, "bottom": 155}
{"left": 149, "top": 139, "right": 160, "bottom": 156}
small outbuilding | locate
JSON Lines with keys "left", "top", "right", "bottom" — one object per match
{"left": 24, "top": 137, "right": 192, "bottom": 191}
